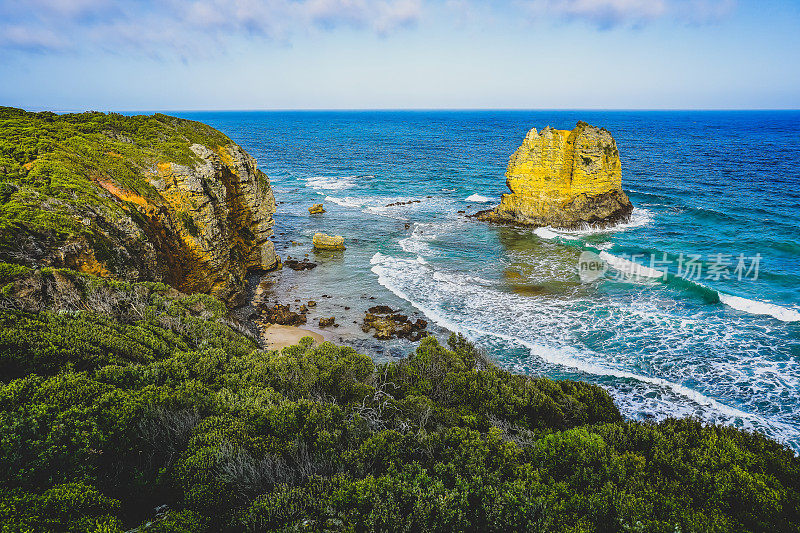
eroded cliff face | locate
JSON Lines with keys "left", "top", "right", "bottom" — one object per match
{"left": 111, "top": 142, "right": 278, "bottom": 302}
{"left": 0, "top": 109, "right": 277, "bottom": 303}
{"left": 478, "top": 121, "right": 633, "bottom": 228}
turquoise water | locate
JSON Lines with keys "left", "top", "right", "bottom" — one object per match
{"left": 176, "top": 110, "right": 800, "bottom": 452}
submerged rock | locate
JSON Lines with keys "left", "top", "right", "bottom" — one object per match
{"left": 284, "top": 256, "right": 317, "bottom": 271}
{"left": 309, "top": 203, "right": 325, "bottom": 214}
{"left": 386, "top": 199, "right": 421, "bottom": 207}
{"left": 477, "top": 121, "right": 633, "bottom": 228}
{"left": 362, "top": 307, "right": 427, "bottom": 341}
{"left": 313, "top": 233, "right": 345, "bottom": 251}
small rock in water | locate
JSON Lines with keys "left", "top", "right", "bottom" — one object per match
{"left": 309, "top": 203, "right": 325, "bottom": 214}
{"left": 284, "top": 256, "right": 317, "bottom": 271}
{"left": 307, "top": 300, "right": 317, "bottom": 307}
{"left": 319, "top": 317, "right": 336, "bottom": 327}
{"left": 386, "top": 199, "right": 421, "bottom": 207}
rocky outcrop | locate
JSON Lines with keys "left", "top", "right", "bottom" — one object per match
{"left": 362, "top": 306, "right": 427, "bottom": 341}
{"left": 258, "top": 303, "right": 308, "bottom": 326}
{"left": 141, "top": 143, "right": 278, "bottom": 302}
{"left": 284, "top": 256, "right": 317, "bottom": 271}
{"left": 313, "top": 233, "right": 345, "bottom": 251}
{"left": 0, "top": 109, "right": 277, "bottom": 303}
{"left": 309, "top": 203, "right": 325, "bottom": 214}
{"left": 477, "top": 121, "right": 632, "bottom": 228}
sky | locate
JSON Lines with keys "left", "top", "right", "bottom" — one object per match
{"left": 0, "top": 0, "right": 798, "bottom": 111}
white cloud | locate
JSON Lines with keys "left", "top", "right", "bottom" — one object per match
{"left": 523, "top": 0, "right": 735, "bottom": 28}
{"left": 0, "top": 0, "right": 736, "bottom": 57}
{"left": 0, "top": 24, "right": 69, "bottom": 51}
{"left": 0, "top": 0, "right": 423, "bottom": 56}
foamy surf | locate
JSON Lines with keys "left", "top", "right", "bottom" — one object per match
{"left": 719, "top": 293, "right": 800, "bottom": 322}
{"left": 370, "top": 252, "right": 797, "bottom": 448}
{"left": 536, "top": 221, "right": 799, "bottom": 324}
{"left": 599, "top": 251, "right": 667, "bottom": 280}
{"left": 464, "top": 193, "right": 493, "bottom": 203}
{"left": 533, "top": 227, "right": 563, "bottom": 240}
{"left": 325, "top": 195, "right": 364, "bottom": 208}
{"left": 554, "top": 207, "right": 654, "bottom": 236}
{"left": 369, "top": 250, "right": 800, "bottom": 452}
{"left": 304, "top": 175, "right": 360, "bottom": 190}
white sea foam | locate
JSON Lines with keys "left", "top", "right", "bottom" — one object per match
{"left": 324, "top": 194, "right": 452, "bottom": 221}
{"left": 325, "top": 195, "right": 364, "bottom": 208}
{"left": 369, "top": 249, "right": 800, "bottom": 452}
{"left": 370, "top": 252, "right": 755, "bottom": 420}
{"left": 304, "top": 175, "right": 360, "bottom": 191}
{"left": 599, "top": 251, "right": 667, "bottom": 280}
{"left": 555, "top": 207, "right": 654, "bottom": 236}
{"left": 533, "top": 227, "right": 562, "bottom": 240}
{"left": 464, "top": 193, "right": 493, "bottom": 203}
{"left": 719, "top": 293, "right": 800, "bottom": 322}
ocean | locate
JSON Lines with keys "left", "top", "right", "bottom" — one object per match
{"left": 172, "top": 110, "right": 800, "bottom": 453}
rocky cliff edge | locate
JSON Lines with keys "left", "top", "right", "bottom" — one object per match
{"left": 0, "top": 108, "right": 277, "bottom": 303}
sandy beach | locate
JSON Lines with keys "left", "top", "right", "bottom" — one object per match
{"left": 261, "top": 324, "right": 325, "bottom": 350}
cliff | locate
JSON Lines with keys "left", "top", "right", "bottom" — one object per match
{"left": 478, "top": 121, "right": 633, "bottom": 228}
{"left": 0, "top": 107, "right": 277, "bottom": 303}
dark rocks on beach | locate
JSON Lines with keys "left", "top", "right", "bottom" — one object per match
{"left": 386, "top": 199, "right": 421, "bottom": 207}
{"left": 368, "top": 305, "right": 396, "bottom": 314}
{"left": 259, "top": 303, "right": 307, "bottom": 326}
{"left": 362, "top": 306, "right": 428, "bottom": 341}
{"left": 284, "top": 256, "right": 317, "bottom": 271}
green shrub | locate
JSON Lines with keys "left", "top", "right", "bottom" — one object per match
{"left": 0, "top": 273, "right": 797, "bottom": 532}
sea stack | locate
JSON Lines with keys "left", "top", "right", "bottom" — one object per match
{"left": 478, "top": 121, "right": 633, "bottom": 228}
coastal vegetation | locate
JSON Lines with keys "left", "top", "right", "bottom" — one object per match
{"left": 1, "top": 266, "right": 799, "bottom": 532}
{"left": 1, "top": 110, "right": 799, "bottom": 532}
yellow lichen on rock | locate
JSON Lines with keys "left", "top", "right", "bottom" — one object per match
{"left": 478, "top": 121, "right": 633, "bottom": 228}
{"left": 309, "top": 203, "right": 325, "bottom": 214}
{"left": 145, "top": 143, "right": 278, "bottom": 302}
{"left": 313, "top": 233, "right": 345, "bottom": 251}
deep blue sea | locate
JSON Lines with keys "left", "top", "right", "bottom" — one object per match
{"left": 172, "top": 110, "right": 800, "bottom": 452}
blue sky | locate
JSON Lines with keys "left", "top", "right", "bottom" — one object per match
{"left": 1, "top": 0, "right": 798, "bottom": 111}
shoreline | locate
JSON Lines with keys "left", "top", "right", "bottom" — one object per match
{"left": 260, "top": 324, "right": 326, "bottom": 350}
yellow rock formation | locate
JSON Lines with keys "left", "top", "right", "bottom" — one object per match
{"left": 478, "top": 121, "right": 633, "bottom": 228}
{"left": 313, "top": 233, "right": 345, "bottom": 250}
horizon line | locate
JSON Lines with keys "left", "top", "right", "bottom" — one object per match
{"left": 8, "top": 105, "right": 800, "bottom": 114}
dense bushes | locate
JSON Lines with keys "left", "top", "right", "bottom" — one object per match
{"left": 0, "top": 270, "right": 799, "bottom": 531}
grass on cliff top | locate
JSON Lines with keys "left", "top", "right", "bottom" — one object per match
{"left": 0, "top": 267, "right": 798, "bottom": 532}
{"left": 0, "top": 107, "right": 232, "bottom": 253}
